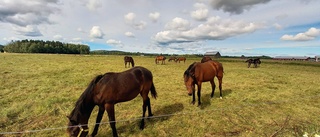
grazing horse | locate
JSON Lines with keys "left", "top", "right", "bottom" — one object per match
{"left": 124, "top": 56, "right": 135, "bottom": 68}
{"left": 200, "top": 56, "right": 212, "bottom": 63}
{"left": 175, "top": 57, "right": 186, "bottom": 63}
{"left": 168, "top": 57, "right": 177, "bottom": 62}
{"left": 67, "top": 66, "right": 157, "bottom": 137}
{"left": 245, "top": 58, "right": 261, "bottom": 68}
{"left": 155, "top": 55, "right": 166, "bottom": 65}
{"left": 183, "top": 60, "right": 224, "bottom": 106}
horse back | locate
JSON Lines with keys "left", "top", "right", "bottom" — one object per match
{"left": 193, "top": 62, "right": 217, "bottom": 82}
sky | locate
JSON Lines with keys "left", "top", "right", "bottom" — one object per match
{"left": 0, "top": 0, "right": 320, "bottom": 57}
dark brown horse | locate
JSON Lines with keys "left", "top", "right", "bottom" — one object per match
{"left": 175, "top": 57, "right": 186, "bottom": 63}
{"left": 183, "top": 60, "right": 224, "bottom": 106}
{"left": 200, "top": 56, "right": 212, "bottom": 63}
{"left": 67, "top": 66, "right": 157, "bottom": 137}
{"left": 168, "top": 56, "right": 177, "bottom": 62}
{"left": 155, "top": 55, "right": 166, "bottom": 65}
{"left": 245, "top": 58, "right": 261, "bottom": 68}
{"left": 124, "top": 56, "right": 135, "bottom": 68}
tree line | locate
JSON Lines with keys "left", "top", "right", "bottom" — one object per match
{"left": 3, "top": 39, "right": 90, "bottom": 54}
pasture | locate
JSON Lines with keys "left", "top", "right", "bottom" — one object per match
{"left": 0, "top": 53, "right": 319, "bottom": 137}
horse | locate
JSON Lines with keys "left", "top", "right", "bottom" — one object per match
{"left": 245, "top": 58, "right": 261, "bottom": 68}
{"left": 175, "top": 57, "right": 186, "bottom": 63}
{"left": 183, "top": 60, "right": 224, "bottom": 106}
{"left": 168, "top": 57, "right": 177, "bottom": 62}
{"left": 67, "top": 66, "right": 157, "bottom": 137}
{"left": 124, "top": 56, "right": 135, "bottom": 68}
{"left": 155, "top": 55, "right": 166, "bottom": 65}
{"left": 200, "top": 56, "right": 212, "bottom": 63}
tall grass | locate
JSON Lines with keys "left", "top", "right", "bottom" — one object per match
{"left": 0, "top": 53, "right": 319, "bottom": 137}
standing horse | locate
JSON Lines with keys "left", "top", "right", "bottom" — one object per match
{"left": 200, "top": 56, "right": 212, "bottom": 63}
{"left": 124, "top": 56, "right": 135, "bottom": 68}
{"left": 155, "top": 55, "right": 166, "bottom": 65}
{"left": 183, "top": 60, "right": 224, "bottom": 106}
{"left": 168, "top": 56, "right": 177, "bottom": 62}
{"left": 245, "top": 58, "right": 261, "bottom": 68}
{"left": 67, "top": 66, "right": 157, "bottom": 137}
{"left": 175, "top": 57, "right": 186, "bottom": 63}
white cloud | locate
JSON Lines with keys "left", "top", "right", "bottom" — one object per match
{"left": 0, "top": 0, "right": 59, "bottom": 26}
{"left": 165, "top": 17, "right": 190, "bottom": 31}
{"left": 86, "top": 0, "right": 102, "bottom": 11}
{"left": 149, "top": 12, "right": 160, "bottom": 22}
{"left": 12, "top": 25, "right": 42, "bottom": 37}
{"left": 273, "top": 23, "right": 283, "bottom": 30}
{"left": 125, "top": 32, "right": 135, "bottom": 37}
{"left": 124, "top": 12, "right": 147, "bottom": 30}
{"left": 53, "top": 35, "right": 63, "bottom": 40}
{"left": 191, "top": 3, "right": 208, "bottom": 21}
{"left": 124, "top": 12, "right": 136, "bottom": 23}
{"left": 281, "top": 27, "right": 320, "bottom": 41}
{"left": 89, "top": 26, "right": 104, "bottom": 39}
{"left": 155, "top": 16, "right": 263, "bottom": 44}
{"left": 106, "top": 39, "right": 122, "bottom": 45}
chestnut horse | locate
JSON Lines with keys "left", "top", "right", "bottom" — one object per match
{"left": 67, "top": 66, "right": 157, "bottom": 137}
{"left": 200, "top": 56, "right": 212, "bottom": 63}
{"left": 124, "top": 56, "right": 135, "bottom": 68}
{"left": 155, "top": 55, "right": 166, "bottom": 65}
{"left": 175, "top": 57, "right": 186, "bottom": 63}
{"left": 183, "top": 60, "right": 224, "bottom": 106}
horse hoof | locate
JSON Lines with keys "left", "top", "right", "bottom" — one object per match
{"left": 191, "top": 101, "right": 195, "bottom": 105}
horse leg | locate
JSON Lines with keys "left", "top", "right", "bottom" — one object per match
{"left": 105, "top": 103, "right": 118, "bottom": 137}
{"left": 140, "top": 96, "right": 151, "bottom": 130}
{"left": 197, "top": 84, "right": 202, "bottom": 106}
{"left": 218, "top": 78, "right": 223, "bottom": 99}
{"left": 191, "top": 87, "right": 196, "bottom": 105}
{"left": 248, "top": 62, "right": 251, "bottom": 68}
{"left": 210, "top": 80, "right": 216, "bottom": 98}
{"left": 90, "top": 106, "right": 105, "bottom": 137}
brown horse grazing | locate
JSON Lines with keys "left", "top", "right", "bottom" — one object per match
{"left": 200, "top": 56, "right": 212, "bottom": 63}
{"left": 155, "top": 55, "right": 166, "bottom": 65}
{"left": 124, "top": 56, "right": 135, "bottom": 68}
{"left": 67, "top": 66, "right": 157, "bottom": 137}
{"left": 183, "top": 60, "right": 224, "bottom": 106}
{"left": 168, "top": 56, "right": 177, "bottom": 62}
{"left": 175, "top": 57, "right": 186, "bottom": 63}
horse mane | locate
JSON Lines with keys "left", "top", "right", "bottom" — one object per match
{"left": 184, "top": 62, "right": 196, "bottom": 77}
{"left": 68, "top": 74, "right": 104, "bottom": 122}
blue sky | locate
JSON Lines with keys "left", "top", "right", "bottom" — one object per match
{"left": 0, "top": 0, "right": 319, "bottom": 57}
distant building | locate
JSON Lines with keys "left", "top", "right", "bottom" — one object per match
{"left": 204, "top": 51, "right": 221, "bottom": 58}
{"left": 316, "top": 56, "right": 319, "bottom": 62}
{"left": 273, "top": 56, "right": 311, "bottom": 61}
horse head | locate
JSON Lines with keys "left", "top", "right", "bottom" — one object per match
{"left": 184, "top": 62, "right": 197, "bottom": 96}
{"left": 67, "top": 116, "right": 89, "bottom": 137}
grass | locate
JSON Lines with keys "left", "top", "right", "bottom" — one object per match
{"left": 0, "top": 53, "right": 320, "bottom": 137}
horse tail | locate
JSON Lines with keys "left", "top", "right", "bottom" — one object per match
{"left": 131, "top": 58, "right": 135, "bottom": 67}
{"left": 155, "top": 58, "right": 157, "bottom": 64}
{"left": 150, "top": 82, "right": 157, "bottom": 99}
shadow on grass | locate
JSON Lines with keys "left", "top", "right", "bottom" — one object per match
{"left": 200, "top": 89, "right": 233, "bottom": 109}
{"left": 113, "top": 103, "right": 184, "bottom": 136}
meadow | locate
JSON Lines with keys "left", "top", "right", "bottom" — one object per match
{"left": 0, "top": 53, "right": 319, "bottom": 137}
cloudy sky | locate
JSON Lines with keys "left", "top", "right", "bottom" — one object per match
{"left": 1, "top": 0, "right": 320, "bottom": 57}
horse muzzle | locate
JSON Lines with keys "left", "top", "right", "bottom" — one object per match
{"left": 188, "top": 92, "right": 192, "bottom": 96}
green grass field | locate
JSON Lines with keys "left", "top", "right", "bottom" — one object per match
{"left": 1, "top": 53, "right": 319, "bottom": 137}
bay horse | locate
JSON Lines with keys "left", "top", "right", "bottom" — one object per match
{"left": 124, "top": 56, "right": 135, "bottom": 68}
{"left": 67, "top": 66, "right": 157, "bottom": 137}
{"left": 168, "top": 56, "right": 177, "bottom": 62}
{"left": 200, "top": 56, "right": 212, "bottom": 63}
{"left": 183, "top": 60, "right": 224, "bottom": 106}
{"left": 175, "top": 57, "right": 186, "bottom": 63}
{"left": 155, "top": 55, "right": 166, "bottom": 65}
